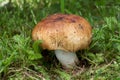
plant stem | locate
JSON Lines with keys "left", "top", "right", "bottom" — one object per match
{"left": 60, "top": 0, "right": 65, "bottom": 13}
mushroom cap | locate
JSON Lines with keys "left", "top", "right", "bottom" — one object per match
{"left": 32, "top": 14, "right": 92, "bottom": 52}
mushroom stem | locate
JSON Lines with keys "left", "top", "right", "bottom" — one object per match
{"left": 55, "top": 49, "right": 79, "bottom": 69}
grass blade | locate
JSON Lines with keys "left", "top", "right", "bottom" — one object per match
{"left": 60, "top": 0, "right": 64, "bottom": 13}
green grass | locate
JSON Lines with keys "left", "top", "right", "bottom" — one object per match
{"left": 0, "top": 0, "right": 120, "bottom": 80}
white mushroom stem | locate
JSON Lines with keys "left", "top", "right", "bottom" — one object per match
{"left": 55, "top": 49, "right": 79, "bottom": 69}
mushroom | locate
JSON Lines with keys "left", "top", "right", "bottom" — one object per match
{"left": 32, "top": 14, "right": 92, "bottom": 69}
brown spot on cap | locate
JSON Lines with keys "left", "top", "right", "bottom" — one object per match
{"left": 79, "top": 24, "right": 84, "bottom": 30}
{"left": 71, "top": 19, "right": 76, "bottom": 23}
{"left": 53, "top": 16, "right": 64, "bottom": 22}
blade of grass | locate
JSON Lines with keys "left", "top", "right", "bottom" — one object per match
{"left": 60, "top": 0, "right": 64, "bottom": 13}
{"left": 31, "top": 9, "right": 37, "bottom": 24}
{"left": 65, "top": 9, "right": 72, "bottom": 14}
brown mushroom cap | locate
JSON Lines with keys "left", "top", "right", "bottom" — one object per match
{"left": 32, "top": 14, "right": 92, "bottom": 52}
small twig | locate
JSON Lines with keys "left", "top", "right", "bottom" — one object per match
{"left": 23, "top": 71, "right": 40, "bottom": 80}
{"left": 72, "top": 65, "right": 86, "bottom": 77}
{"left": 8, "top": 68, "right": 23, "bottom": 74}
{"left": 24, "top": 67, "right": 46, "bottom": 80}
